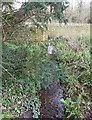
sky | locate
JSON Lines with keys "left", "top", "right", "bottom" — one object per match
{"left": 14, "top": 0, "right": 92, "bottom": 9}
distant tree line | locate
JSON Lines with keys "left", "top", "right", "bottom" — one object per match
{"left": 65, "top": 0, "right": 91, "bottom": 23}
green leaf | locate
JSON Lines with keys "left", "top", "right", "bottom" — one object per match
{"left": 15, "top": 107, "right": 20, "bottom": 114}
{"left": 77, "top": 94, "right": 82, "bottom": 106}
{"left": 61, "top": 98, "right": 72, "bottom": 107}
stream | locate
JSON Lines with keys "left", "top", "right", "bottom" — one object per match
{"left": 20, "top": 82, "right": 64, "bottom": 119}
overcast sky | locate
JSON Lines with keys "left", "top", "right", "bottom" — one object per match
{"left": 14, "top": 0, "right": 91, "bottom": 9}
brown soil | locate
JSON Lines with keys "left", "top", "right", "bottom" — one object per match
{"left": 38, "top": 82, "right": 64, "bottom": 118}
{"left": 20, "top": 82, "right": 64, "bottom": 119}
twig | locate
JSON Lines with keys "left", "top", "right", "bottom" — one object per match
{"left": 0, "top": 64, "right": 17, "bottom": 80}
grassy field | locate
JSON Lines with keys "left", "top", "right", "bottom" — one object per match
{"left": 48, "top": 23, "right": 90, "bottom": 39}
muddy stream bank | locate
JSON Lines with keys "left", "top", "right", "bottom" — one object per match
{"left": 20, "top": 82, "right": 64, "bottom": 119}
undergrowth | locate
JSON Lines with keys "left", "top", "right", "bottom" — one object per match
{"left": 1, "top": 33, "right": 91, "bottom": 119}
{"left": 2, "top": 41, "right": 65, "bottom": 118}
{"left": 52, "top": 36, "right": 91, "bottom": 119}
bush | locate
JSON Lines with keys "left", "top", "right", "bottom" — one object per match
{"left": 2, "top": 41, "right": 66, "bottom": 117}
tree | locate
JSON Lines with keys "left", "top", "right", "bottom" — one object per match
{"left": 77, "top": 0, "right": 83, "bottom": 23}
{"left": 2, "top": 1, "right": 69, "bottom": 41}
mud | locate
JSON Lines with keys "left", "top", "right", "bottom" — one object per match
{"left": 20, "top": 82, "right": 64, "bottom": 119}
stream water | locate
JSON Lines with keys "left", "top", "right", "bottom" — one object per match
{"left": 20, "top": 82, "right": 64, "bottom": 119}
{"left": 38, "top": 82, "right": 64, "bottom": 118}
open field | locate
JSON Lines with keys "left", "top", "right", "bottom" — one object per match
{"left": 48, "top": 23, "right": 90, "bottom": 39}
